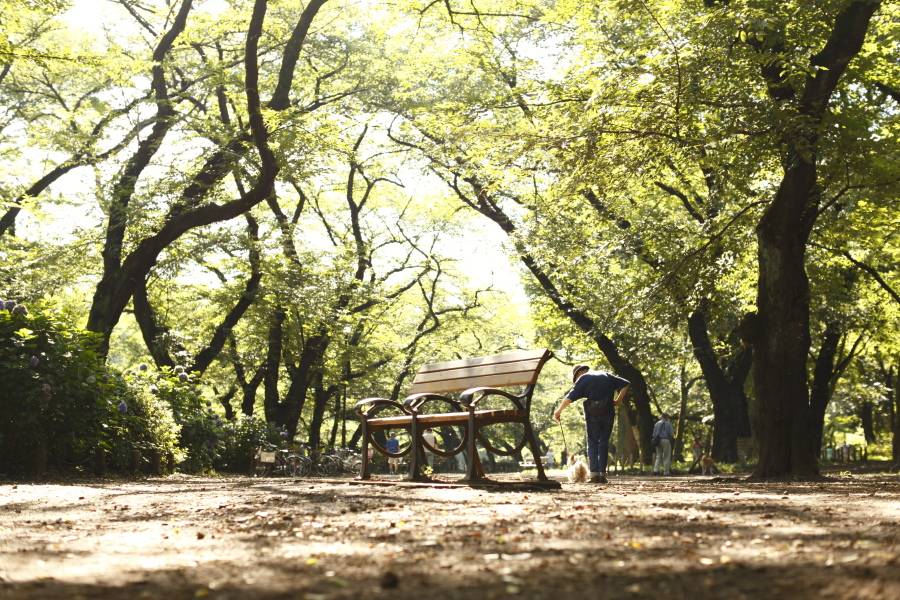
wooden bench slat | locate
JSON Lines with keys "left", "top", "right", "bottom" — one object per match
{"left": 409, "top": 372, "right": 544, "bottom": 395}
{"left": 367, "top": 415, "right": 415, "bottom": 427}
{"left": 416, "top": 348, "right": 549, "bottom": 374}
{"left": 410, "top": 358, "right": 545, "bottom": 386}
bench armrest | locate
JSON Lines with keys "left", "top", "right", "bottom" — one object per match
{"left": 403, "top": 393, "right": 464, "bottom": 414}
{"left": 354, "top": 397, "right": 409, "bottom": 418}
{"left": 459, "top": 387, "right": 526, "bottom": 411}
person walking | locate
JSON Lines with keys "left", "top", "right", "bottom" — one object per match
{"left": 385, "top": 432, "right": 400, "bottom": 475}
{"left": 691, "top": 434, "right": 704, "bottom": 460}
{"left": 652, "top": 414, "right": 676, "bottom": 476}
{"left": 553, "top": 364, "right": 630, "bottom": 484}
{"left": 422, "top": 428, "right": 437, "bottom": 469}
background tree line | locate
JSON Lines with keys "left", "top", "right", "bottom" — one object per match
{"left": 1, "top": 0, "right": 897, "bottom": 477}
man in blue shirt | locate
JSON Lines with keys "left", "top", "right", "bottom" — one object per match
{"left": 554, "top": 365, "right": 630, "bottom": 484}
{"left": 385, "top": 432, "right": 400, "bottom": 475}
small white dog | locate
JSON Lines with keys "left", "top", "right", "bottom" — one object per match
{"left": 567, "top": 453, "right": 590, "bottom": 483}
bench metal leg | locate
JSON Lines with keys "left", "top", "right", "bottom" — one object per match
{"left": 405, "top": 414, "right": 432, "bottom": 482}
{"left": 459, "top": 412, "right": 489, "bottom": 483}
{"left": 357, "top": 419, "right": 372, "bottom": 480}
{"left": 523, "top": 422, "right": 549, "bottom": 482}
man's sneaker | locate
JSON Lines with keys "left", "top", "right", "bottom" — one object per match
{"left": 590, "top": 473, "right": 608, "bottom": 484}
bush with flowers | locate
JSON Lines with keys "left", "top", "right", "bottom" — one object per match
{"left": 123, "top": 365, "right": 288, "bottom": 473}
{"left": 121, "top": 364, "right": 218, "bottom": 473}
{"left": 0, "top": 300, "right": 179, "bottom": 473}
{"left": 0, "top": 300, "right": 292, "bottom": 475}
{"left": 99, "top": 373, "right": 181, "bottom": 472}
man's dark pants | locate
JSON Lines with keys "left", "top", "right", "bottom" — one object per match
{"left": 584, "top": 408, "right": 615, "bottom": 474}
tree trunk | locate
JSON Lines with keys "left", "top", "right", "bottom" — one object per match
{"left": 262, "top": 307, "right": 287, "bottom": 423}
{"left": 752, "top": 213, "right": 819, "bottom": 478}
{"left": 672, "top": 365, "right": 695, "bottom": 461}
{"left": 688, "top": 309, "right": 752, "bottom": 463}
{"left": 892, "top": 364, "right": 900, "bottom": 468}
{"left": 859, "top": 401, "right": 875, "bottom": 444}
{"left": 809, "top": 320, "right": 842, "bottom": 456}
{"left": 750, "top": 0, "right": 877, "bottom": 478}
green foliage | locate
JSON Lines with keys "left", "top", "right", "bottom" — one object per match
{"left": 0, "top": 300, "right": 180, "bottom": 472}
{"left": 97, "top": 375, "right": 180, "bottom": 472}
{"left": 120, "top": 365, "right": 277, "bottom": 473}
{"left": 0, "top": 299, "right": 103, "bottom": 469}
{"left": 216, "top": 415, "right": 287, "bottom": 473}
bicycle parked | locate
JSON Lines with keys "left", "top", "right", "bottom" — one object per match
{"left": 253, "top": 442, "right": 306, "bottom": 477}
{"left": 298, "top": 443, "right": 343, "bottom": 477}
{"left": 334, "top": 446, "right": 363, "bottom": 476}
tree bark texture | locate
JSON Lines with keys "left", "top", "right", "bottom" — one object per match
{"left": 808, "top": 320, "right": 842, "bottom": 456}
{"left": 893, "top": 364, "right": 900, "bottom": 467}
{"left": 751, "top": 0, "right": 878, "bottom": 478}
{"left": 688, "top": 309, "right": 752, "bottom": 463}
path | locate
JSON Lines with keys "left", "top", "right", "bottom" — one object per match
{"left": 1, "top": 471, "right": 898, "bottom": 599}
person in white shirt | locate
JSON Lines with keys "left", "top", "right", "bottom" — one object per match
{"left": 422, "top": 429, "right": 437, "bottom": 469}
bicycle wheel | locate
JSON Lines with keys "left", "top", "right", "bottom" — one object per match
{"left": 284, "top": 455, "right": 304, "bottom": 477}
{"left": 326, "top": 455, "right": 344, "bottom": 476}
{"left": 345, "top": 458, "right": 362, "bottom": 476}
{"left": 314, "top": 455, "right": 341, "bottom": 477}
{"left": 253, "top": 461, "right": 271, "bottom": 477}
{"left": 294, "top": 455, "right": 313, "bottom": 477}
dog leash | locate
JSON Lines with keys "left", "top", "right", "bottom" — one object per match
{"left": 558, "top": 420, "right": 569, "bottom": 457}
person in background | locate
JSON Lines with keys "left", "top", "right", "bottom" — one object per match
{"left": 386, "top": 432, "right": 400, "bottom": 475}
{"left": 691, "top": 434, "right": 704, "bottom": 461}
{"left": 652, "top": 414, "right": 676, "bottom": 476}
{"left": 422, "top": 428, "right": 437, "bottom": 469}
{"left": 546, "top": 448, "right": 555, "bottom": 470}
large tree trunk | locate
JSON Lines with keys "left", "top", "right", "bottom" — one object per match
{"left": 892, "top": 365, "right": 900, "bottom": 468}
{"left": 752, "top": 203, "right": 819, "bottom": 478}
{"left": 750, "top": 0, "right": 878, "bottom": 478}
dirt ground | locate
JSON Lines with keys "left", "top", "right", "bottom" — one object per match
{"left": 1, "top": 464, "right": 899, "bottom": 600}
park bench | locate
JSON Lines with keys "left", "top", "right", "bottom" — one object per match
{"left": 354, "top": 348, "right": 554, "bottom": 484}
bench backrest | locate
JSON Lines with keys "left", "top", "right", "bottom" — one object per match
{"left": 407, "top": 348, "right": 553, "bottom": 396}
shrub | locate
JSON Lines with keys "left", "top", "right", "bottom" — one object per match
{"left": 99, "top": 375, "right": 180, "bottom": 472}
{"left": 0, "top": 301, "right": 178, "bottom": 473}
{"left": 0, "top": 302, "right": 103, "bottom": 471}
{"left": 216, "top": 415, "right": 283, "bottom": 472}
